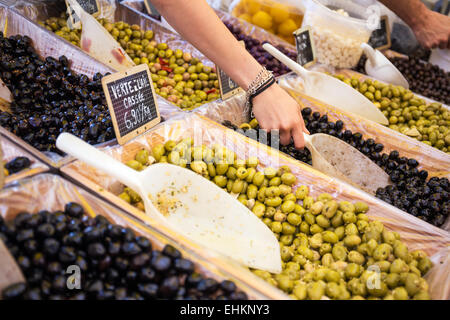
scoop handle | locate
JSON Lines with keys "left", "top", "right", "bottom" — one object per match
{"left": 361, "top": 43, "right": 377, "bottom": 67}
{"left": 56, "top": 133, "right": 141, "bottom": 191}
{"left": 262, "top": 43, "right": 308, "bottom": 79}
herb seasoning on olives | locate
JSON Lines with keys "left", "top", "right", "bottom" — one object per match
{"left": 0, "top": 202, "right": 247, "bottom": 300}
{"left": 0, "top": 33, "right": 114, "bottom": 154}
{"left": 223, "top": 108, "right": 449, "bottom": 228}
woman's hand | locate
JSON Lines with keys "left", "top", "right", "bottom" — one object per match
{"left": 412, "top": 10, "right": 450, "bottom": 49}
{"left": 252, "top": 84, "right": 309, "bottom": 149}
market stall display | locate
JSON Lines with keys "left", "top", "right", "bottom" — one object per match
{"left": 40, "top": 13, "right": 220, "bottom": 110}
{"left": 0, "top": 174, "right": 261, "bottom": 300}
{"left": 61, "top": 115, "right": 449, "bottom": 300}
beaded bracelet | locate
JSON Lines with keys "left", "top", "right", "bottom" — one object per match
{"left": 245, "top": 67, "right": 275, "bottom": 113}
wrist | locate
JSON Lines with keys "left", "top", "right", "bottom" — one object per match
{"left": 405, "top": 2, "right": 430, "bottom": 30}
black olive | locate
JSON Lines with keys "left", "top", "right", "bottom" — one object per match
{"left": 17, "top": 255, "right": 31, "bottom": 271}
{"left": 59, "top": 246, "right": 77, "bottom": 264}
{"left": 197, "top": 278, "right": 218, "bottom": 293}
{"left": 36, "top": 223, "right": 55, "bottom": 239}
{"left": 43, "top": 238, "right": 60, "bottom": 256}
{"left": 24, "top": 288, "right": 42, "bottom": 300}
{"left": 87, "top": 243, "right": 106, "bottom": 258}
{"left": 65, "top": 202, "right": 84, "bottom": 218}
{"left": 151, "top": 255, "right": 171, "bottom": 272}
{"left": 16, "top": 228, "right": 34, "bottom": 242}
{"left": 174, "top": 258, "right": 195, "bottom": 274}
{"left": 121, "top": 242, "right": 142, "bottom": 256}
{"left": 159, "top": 276, "right": 179, "bottom": 298}
{"left": 162, "top": 245, "right": 182, "bottom": 260}
{"left": 2, "top": 282, "right": 27, "bottom": 300}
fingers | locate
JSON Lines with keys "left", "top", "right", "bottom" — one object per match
{"left": 292, "top": 125, "right": 306, "bottom": 149}
{"left": 279, "top": 128, "right": 291, "bottom": 146}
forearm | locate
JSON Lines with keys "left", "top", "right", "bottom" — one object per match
{"left": 378, "top": 0, "right": 429, "bottom": 29}
{"left": 151, "top": 0, "right": 261, "bottom": 90}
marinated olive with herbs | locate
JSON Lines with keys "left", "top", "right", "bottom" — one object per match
{"left": 41, "top": 14, "right": 220, "bottom": 110}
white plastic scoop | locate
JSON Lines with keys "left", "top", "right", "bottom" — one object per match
{"left": 361, "top": 43, "right": 409, "bottom": 89}
{"left": 56, "top": 133, "right": 281, "bottom": 273}
{"left": 303, "top": 132, "right": 390, "bottom": 195}
{"left": 67, "top": 0, "right": 135, "bottom": 72}
{"left": 262, "top": 43, "right": 389, "bottom": 125}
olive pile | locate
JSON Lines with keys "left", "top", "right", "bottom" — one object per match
{"left": 121, "top": 139, "right": 433, "bottom": 300}
{"left": 0, "top": 33, "right": 113, "bottom": 154}
{"left": 223, "top": 109, "right": 449, "bottom": 228}
{"left": 3, "top": 157, "right": 31, "bottom": 177}
{"left": 42, "top": 14, "right": 220, "bottom": 110}
{"left": 335, "top": 75, "right": 449, "bottom": 153}
{"left": 355, "top": 56, "right": 449, "bottom": 105}
{"left": 0, "top": 202, "right": 247, "bottom": 300}
{"left": 223, "top": 21, "right": 296, "bottom": 77}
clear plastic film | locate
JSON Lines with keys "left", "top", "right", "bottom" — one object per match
{"left": 1, "top": 135, "right": 48, "bottom": 186}
{"left": 61, "top": 113, "right": 449, "bottom": 299}
{"left": 0, "top": 173, "right": 269, "bottom": 300}
{"left": 0, "top": 6, "right": 179, "bottom": 167}
{"left": 228, "top": 0, "right": 305, "bottom": 45}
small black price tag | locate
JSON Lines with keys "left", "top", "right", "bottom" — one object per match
{"left": 65, "top": 0, "right": 100, "bottom": 28}
{"left": 293, "top": 27, "right": 316, "bottom": 68}
{"left": 144, "top": 0, "right": 162, "bottom": 21}
{"left": 216, "top": 41, "right": 244, "bottom": 100}
{"left": 102, "top": 64, "right": 161, "bottom": 145}
{"left": 368, "top": 15, "right": 391, "bottom": 50}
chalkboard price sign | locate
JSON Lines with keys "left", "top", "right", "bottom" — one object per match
{"left": 368, "top": 15, "right": 391, "bottom": 50}
{"left": 293, "top": 27, "right": 316, "bottom": 68}
{"left": 65, "top": 0, "right": 100, "bottom": 28}
{"left": 102, "top": 64, "right": 161, "bottom": 145}
{"left": 144, "top": 0, "right": 162, "bottom": 21}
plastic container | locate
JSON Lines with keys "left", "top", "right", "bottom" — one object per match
{"left": 230, "top": 0, "right": 305, "bottom": 45}
{"left": 302, "top": 0, "right": 371, "bottom": 68}
{"left": 429, "top": 49, "right": 450, "bottom": 73}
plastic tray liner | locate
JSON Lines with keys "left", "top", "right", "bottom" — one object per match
{"left": 0, "top": 173, "right": 270, "bottom": 300}
{"left": 61, "top": 113, "right": 450, "bottom": 299}
{"left": 278, "top": 73, "right": 450, "bottom": 180}
{"left": 1, "top": 134, "right": 48, "bottom": 186}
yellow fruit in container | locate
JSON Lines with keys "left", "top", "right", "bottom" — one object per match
{"left": 252, "top": 10, "right": 273, "bottom": 30}
{"left": 277, "top": 18, "right": 297, "bottom": 36}
{"left": 270, "top": 3, "right": 290, "bottom": 24}
{"left": 247, "top": 0, "right": 262, "bottom": 14}
{"left": 238, "top": 13, "right": 252, "bottom": 23}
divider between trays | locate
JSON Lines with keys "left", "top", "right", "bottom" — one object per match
{"left": 60, "top": 113, "right": 449, "bottom": 299}
{"left": 0, "top": 172, "right": 282, "bottom": 300}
